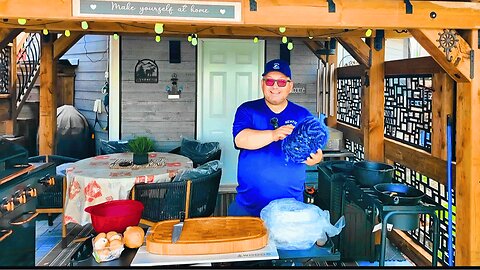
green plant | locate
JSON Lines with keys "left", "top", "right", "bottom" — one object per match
{"left": 128, "top": 136, "right": 154, "bottom": 154}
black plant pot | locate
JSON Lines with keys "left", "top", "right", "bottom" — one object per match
{"left": 133, "top": 153, "right": 148, "bottom": 165}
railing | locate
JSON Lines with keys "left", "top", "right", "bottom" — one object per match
{"left": 14, "top": 33, "right": 41, "bottom": 115}
{"left": 0, "top": 46, "right": 10, "bottom": 94}
{"left": 336, "top": 57, "right": 456, "bottom": 265}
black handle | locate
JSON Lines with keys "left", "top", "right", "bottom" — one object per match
{"left": 179, "top": 211, "right": 185, "bottom": 222}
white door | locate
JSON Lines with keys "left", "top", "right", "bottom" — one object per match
{"left": 197, "top": 39, "right": 264, "bottom": 185}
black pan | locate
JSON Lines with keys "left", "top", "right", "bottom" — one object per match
{"left": 373, "top": 183, "right": 425, "bottom": 205}
{"left": 326, "top": 160, "right": 355, "bottom": 174}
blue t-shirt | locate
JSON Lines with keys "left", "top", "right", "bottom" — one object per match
{"left": 232, "top": 98, "right": 313, "bottom": 216}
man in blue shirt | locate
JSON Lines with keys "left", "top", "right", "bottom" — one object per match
{"left": 229, "top": 59, "right": 324, "bottom": 217}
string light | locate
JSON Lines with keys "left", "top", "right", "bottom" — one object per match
{"left": 81, "top": 21, "right": 89, "bottom": 30}
{"left": 287, "top": 40, "right": 294, "bottom": 50}
{"left": 155, "top": 35, "right": 161, "bottom": 42}
{"left": 187, "top": 34, "right": 192, "bottom": 42}
{"left": 191, "top": 34, "right": 198, "bottom": 46}
{"left": 279, "top": 26, "right": 286, "bottom": 33}
{"left": 113, "top": 33, "right": 119, "bottom": 40}
{"left": 64, "top": 30, "right": 71, "bottom": 37}
{"left": 17, "top": 18, "right": 27, "bottom": 25}
{"left": 282, "top": 36, "right": 288, "bottom": 44}
{"left": 154, "top": 23, "right": 164, "bottom": 34}
{"left": 365, "top": 29, "right": 373, "bottom": 37}
{"left": 308, "top": 36, "right": 313, "bottom": 39}
{"left": 253, "top": 36, "right": 259, "bottom": 43}
{"left": 42, "top": 28, "right": 49, "bottom": 35}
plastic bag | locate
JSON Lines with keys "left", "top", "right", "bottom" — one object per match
{"left": 172, "top": 160, "right": 222, "bottom": 182}
{"left": 260, "top": 198, "right": 345, "bottom": 250}
{"left": 179, "top": 137, "right": 221, "bottom": 167}
{"left": 99, "top": 139, "right": 130, "bottom": 155}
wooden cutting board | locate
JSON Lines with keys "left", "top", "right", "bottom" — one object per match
{"left": 146, "top": 216, "right": 268, "bottom": 255}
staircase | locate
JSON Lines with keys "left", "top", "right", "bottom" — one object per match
{"left": 0, "top": 32, "right": 41, "bottom": 155}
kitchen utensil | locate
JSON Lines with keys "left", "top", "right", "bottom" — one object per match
{"left": 328, "top": 160, "right": 354, "bottom": 174}
{"left": 85, "top": 200, "right": 144, "bottom": 233}
{"left": 352, "top": 161, "right": 394, "bottom": 187}
{"left": 146, "top": 216, "right": 268, "bottom": 255}
{"left": 171, "top": 211, "right": 185, "bottom": 243}
{"left": 373, "top": 183, "right": 425, "bottom": 205}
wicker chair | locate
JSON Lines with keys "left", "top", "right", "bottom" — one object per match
{"left": 169, "top": 138, "right": 221, "bottom": 168}
{"left": 132, "top": 169, "right": 222, "bottom": 226}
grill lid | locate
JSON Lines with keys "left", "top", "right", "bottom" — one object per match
{"left": 0, "top": 138, "right": 29, "bottom": 173}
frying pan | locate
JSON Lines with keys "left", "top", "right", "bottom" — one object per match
{"left": 373, "top": 183, "right": 425, "bottom": 205}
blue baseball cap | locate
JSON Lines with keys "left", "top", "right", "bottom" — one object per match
{"left": 262, "top": 59, "right": 292, "bottom": 79}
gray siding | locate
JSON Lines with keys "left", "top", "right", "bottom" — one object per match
{"left": 120, "top": 37, "right": 319, "bottom": 151}
{"left": 121, "top": 36, "right": 196, "bottom": 151}
{"left": 63, "top": 35, "right": 109, "bottom": 152}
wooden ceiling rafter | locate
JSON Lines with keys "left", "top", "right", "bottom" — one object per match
{"left": 409, "top": 28, "right": 472, "bottom": 82}
{"left": 53, "top": 32, "right": 84, "bottom": 61}
{"left": 0, "top": 28, "right": 23, "bottom": 50}
{"left": 337, "top": 37, "right": 370, "bottom": 67}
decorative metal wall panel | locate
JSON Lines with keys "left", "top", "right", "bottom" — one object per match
{"left": 394, "top": 162, "right": 456, "bottom": 266}
{"left": 337, "top": 77, "right": 362, "bottom": 128}
{"left": 0, "top": 46, "right": 10, "bottom": 94}
{"left": 384, "top": 75, "right": 433, "bottom": 152}
{"left": 345, "top": 139, "right": 364, "bottom": 162}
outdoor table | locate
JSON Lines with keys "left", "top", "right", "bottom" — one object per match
{"left": 63, "top": 152, "right": 193, "bottom": 226}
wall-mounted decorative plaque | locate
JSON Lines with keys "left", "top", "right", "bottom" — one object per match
{"left": 135, "top": 59, "right": 158, "bottom": 83}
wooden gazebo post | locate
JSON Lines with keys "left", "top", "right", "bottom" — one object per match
{"left": 362, "top": 32, "right": 385, "bottom": 162}
{"left": 38, "top": 34, "right": 57, "bottom": 156}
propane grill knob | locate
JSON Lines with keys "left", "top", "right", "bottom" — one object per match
{"left": 27, "top": 188, "right": 37, "bottom": 197}
{"left": 14, "top": 192, "right": 27, "bottom": 204}
{"left": 39, "top": 175, "right": 55, "bottom": 186}
{"left": 1, "top": 199, "right": 14, "bottom": 212}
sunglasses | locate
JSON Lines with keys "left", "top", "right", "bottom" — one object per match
{"left": 263, "top": 78, "right": 291, "bottom": 87}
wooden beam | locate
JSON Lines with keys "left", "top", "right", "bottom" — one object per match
{"left": 385, "top": 138, "right": 455, "bottom": 186}
{"left": 409, "top": 29, "right": 472, "bottom": 82}
{"left": 326, "top": 39, "right": 338, "bottom": 127}
{"left": 337, "top": 64, "right": 365, "bottom": 79}
{"left": 455, "top": 29, "right": 480, "bottom": 266}
{"left": 337, "top": 37, "right": 370, "bottom": 67}
{"left": 431, "top": 72, "right": 454, "bottom": 160}
{"left": 38, "top": 34, "right": 57, "bottom": 156}
{"left": 53, "top": 32, "right": 84, "bottom": 60}
{"left": 303, "top": 40, "right": 326, "bottom": 63}
{"left": 362, "top": 34, "right": 385, "bottom": 162}
{"left": 0, "top": 28, "right": 23, "bottom": 49}
{"left": 384, "top": 56, "right": 444, "bottom": 76}
{"left": 336, "top": 122, "right": 363, "bottom": 145}
{"left": 1, "top": 1, "right": 480, "bottom": 29}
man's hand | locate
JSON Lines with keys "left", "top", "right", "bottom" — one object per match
{"left": 304, "top": 149, "right": 323, "bottom": 166}
{"left": 271, "top": 124, "right": 295, "bottom": 142}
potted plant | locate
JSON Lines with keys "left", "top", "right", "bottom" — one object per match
{"left": 128, "top": 136, "right": 154, "bottom": 165}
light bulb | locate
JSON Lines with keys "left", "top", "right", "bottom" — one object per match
{"left": 287, "top": 41, "right": 294, "bottom": 50}
{"left": 81, "top": 21, "right": 89, "bottom": 30}
{"left": 17, "top": 18, "right": 27, "bottom": 25}
{"left": 64, "top": 30, "right": 71, "bottom": 37}
{"left": 279, "top": 27, "right": 286, "bottom": 33}
{"left": 365, "top": 29, "right": 373, "bottom": 37}
{"left": 155, "top": 35, "right": 161, "bottom": 42}
{"left": 154, "top": 23, "right": 164, "bottom": 34}
{"left": 308, "top": 36, "right": 313, "bottom": 39}
{"left": 253, "top": 36, "right": 259, "bottom": 43}
{"left": 42, "top": 28, "right": 49, "bottom": 35}
{"left": 282, "top": 36, "right": 287, "bottom": 44}
{"left": 191, "top": 38, "right": 198, "bottom": 46}
{"left": 187, "top": 35, "right": 192, "bottom": 42}
{"left": 113, "top": 33, "right": 119, "bottom": 40}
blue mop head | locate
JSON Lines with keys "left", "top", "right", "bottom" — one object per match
{"left": 281, "top": 114, "right": 329, "bottom": 163}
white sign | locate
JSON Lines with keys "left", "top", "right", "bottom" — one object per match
{"left": 72, "top": 0, "right": 242, "bottom": 22}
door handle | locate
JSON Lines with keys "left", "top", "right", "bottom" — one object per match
{"left": 0, "top": 229, "right": 13, "bottom": 242}
{"left": 10, "top": 211, "right": 39, "bottom": 225}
